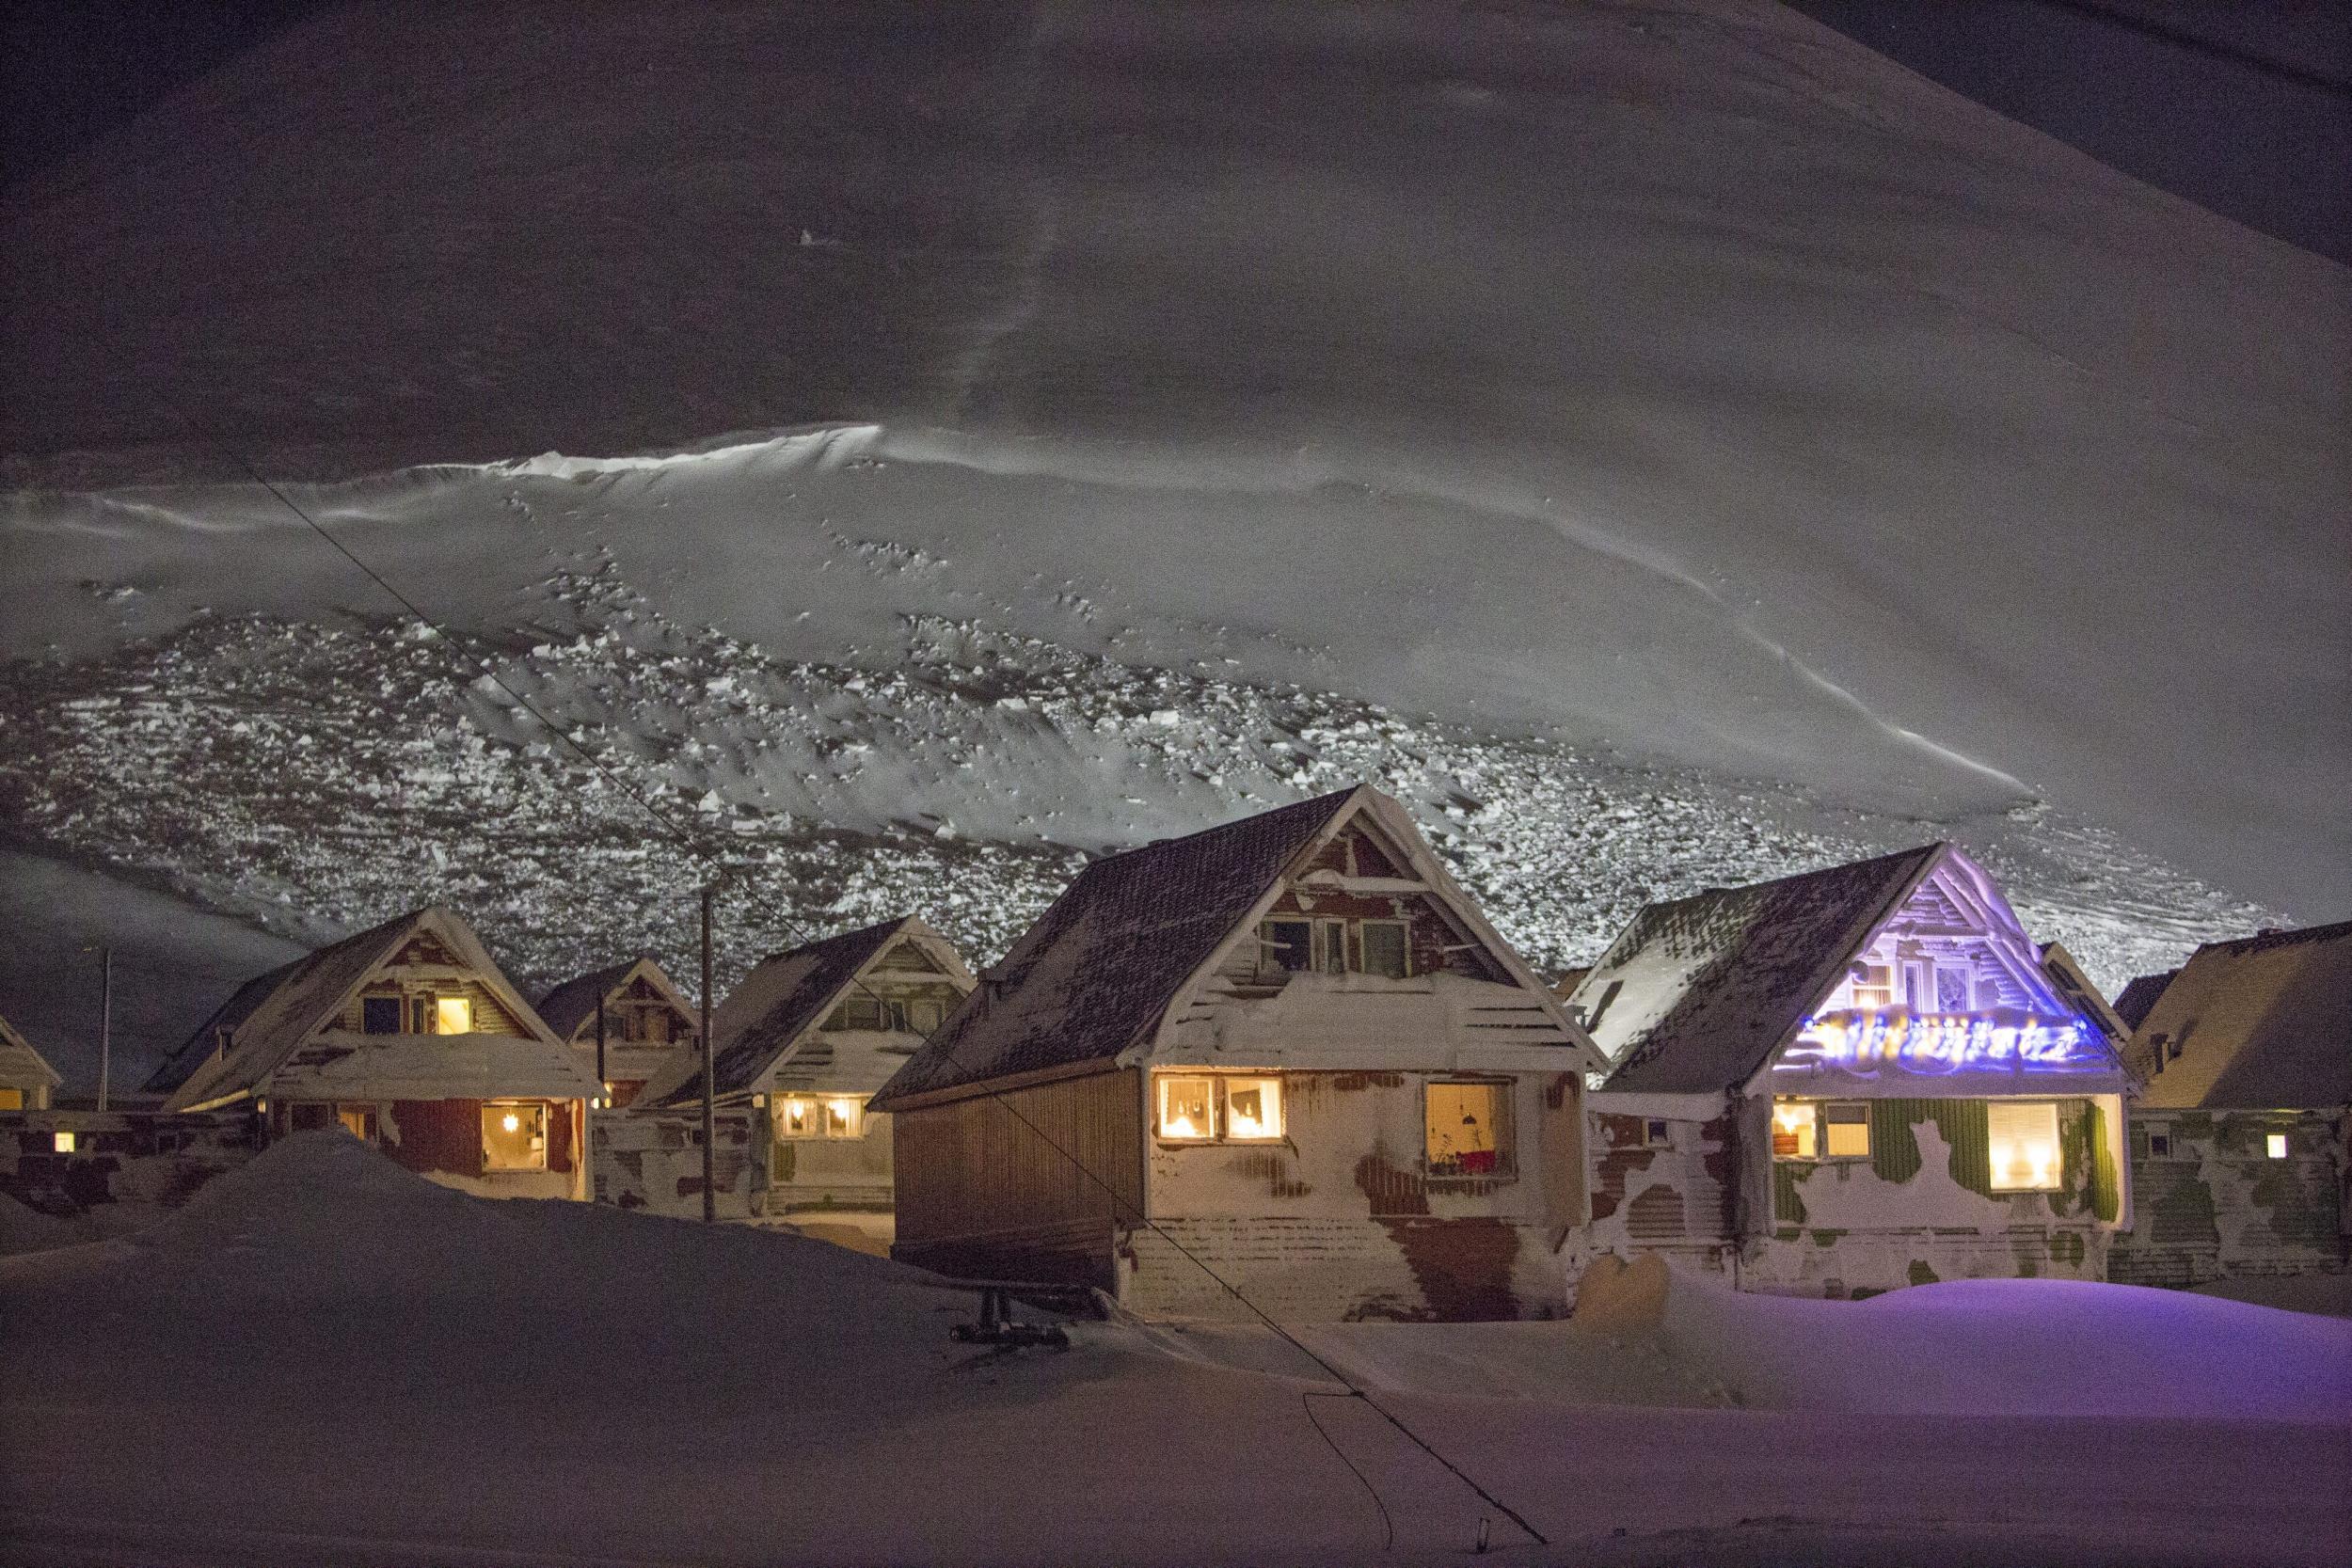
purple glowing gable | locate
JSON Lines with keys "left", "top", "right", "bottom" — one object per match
{"left": 1776, "top": 1009, "right": 2102, "bottom": 1075}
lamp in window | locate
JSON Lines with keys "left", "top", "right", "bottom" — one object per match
{"left": 1156, "top": 1075, "right": 1216, "bottom": 1140}
{"left": 1988, "top": 1101, "right": 2061, "bottom": 1192}
{"left": 825, "top": 1098, "right": 864, "bottom": 1138}
{"left": 481, "top": 1102, "right": 548, "bottom": 1171}
{"left": 1424, "top": 1082, "right": 1507, "bottom": 1177}
{"left": 1224, "top": 1078, "right": 1283, "bottom": 1140}
{"left": 777, "top": 1098, "right": 815, "bottom": 1138}
{"left": 1771, "top": 1101, "right": 1817, "bottom": 1160}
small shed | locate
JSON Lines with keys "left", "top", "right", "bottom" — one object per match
{"left": 150, "top": 907, "right": 597, "bottom": 1200}
{"left": 637, "top": 917, "right": 974, "bottom": 1246}
{"left": 1569, "top": 844, "right": 2135, "bottom": 1299}
{"left": 0, "top": 1015, "right": 64, "bottom": 1111}
{"left": 872, "top": 785, "right": 1604, "bottom": 1323}
{"left": 536, "top": 958, "right": 700, "bottom": 1108}
{"left": 2108, "top": 919, "right": 2351, "bottom": 1287}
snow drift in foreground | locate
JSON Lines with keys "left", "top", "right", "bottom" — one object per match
{"left": 4, "top": 1135, "right": 2347, "bottom": 1568}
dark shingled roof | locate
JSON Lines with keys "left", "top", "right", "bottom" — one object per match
{"left": 1575, "top": 846, "right": 1940, "bottom": 1095}
{"left": 871, "top": 788, "right": 1362, "bottom": 1108}
{"left": 652, "top": 920, "right": 910, "bottom": 1106}
{"left": 2111, "top": 971, "right": 2178, "bottom": 1032}
{"left": 2130, "top": 919, "right": 2352, "bottom": 1108}
{"left": 534, "top": 960, "right": 645, "bottom": 1042}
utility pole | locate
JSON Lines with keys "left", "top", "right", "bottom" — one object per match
{"left": 97, "top": 946, "right": 113, "bottom": 1112}
{"left": 700, "top": 885, "right": 718, "bottom": 1224}
{"left": 595, "top": 993, "right": 608, "bottom": 1095}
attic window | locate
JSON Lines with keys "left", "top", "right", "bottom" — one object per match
{"left": 1360, "top": 921, "right": 1408, "bottom": 978}
{"left": 362, "top": 996, "right": 403, "bottom": 1035}
{"left": 434, "top": 996, "right": 473, "bottom": 1036}
{"left": 1425, "top": 1081, "right": 1511, "bottom": 1178}
{"left": 482, "top": 1101, "right": 548, "bottom": 1171}
{"left": 1262, "top": 920, "right": 1314, "bottom": 974}
{"left": 1851, "top": 964, "right": 1895, "bottom": 1011}
{"left": 836, "top": 994, "right": 886, "bottom": 1031}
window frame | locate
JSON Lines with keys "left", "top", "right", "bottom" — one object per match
{"left": 481, "top": 1100, "right": 550, "bottom": 1172}
{"left": 2265, "top": 1132, "right": 2290, "bottom": 1160}
{"left": 1261, "top": 918, "right": 1315, "bottom": 976}
{"left": 1987, "top": 1101, "right": 2063, "bottom": 1193}
{"left": 1152, "top": 1072, "right": 1285, "bottom": 1145}
{"left": 1771, "top": 1099, "right": 1819, "bottom": 1161}
{"left": 1422, "top": 1078, "right": 1516, "bottom": 1180}
{"left": 1359, "top": 919, "right": 1410, "bottom": 979}
{"left": 1820, "top": 1101, "right": 1871, "bottom": 1162}
{"left": 361, "top": 995, "right": 404, "bottom": 1035}
{"left": 433, "top": 995, "right": 473, "bottom": 1036}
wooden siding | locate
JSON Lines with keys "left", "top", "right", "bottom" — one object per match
{"left": 2110, "top": 1109, "right": 2348, "bottom": 1286}
{"left": 891, "top": 1069, "right": 1143, "bottom": 1290}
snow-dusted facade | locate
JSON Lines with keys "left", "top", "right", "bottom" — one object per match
{"left": 2107, "top": 921, "right": 2351, "bottom": 1287}
{"left": 872, "top": 786, "right": 1605, "bottom": 1322}
{"left": 0, "top": 1013, "right": 62, "bottom": 1111}
{"left": 535, "top": 958, "right": 699, "bottom": 1109}
{"left": 641, "top": 917, "right": 973, "bottom": 1243}
{"left": 151, "top": 908, "right": 598, "bottom": 1199}
{"left": 1569, "top": 846, "right": 2134, "bottom": 1298}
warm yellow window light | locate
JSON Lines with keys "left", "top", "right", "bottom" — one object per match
{"left": 1989, "top": 1101, "right": 2061, "bottom": 1192}
{"left": 1157, "top": 1075, "right": 1216, "bottom": 1140}
{"left": 53, "top": 1130, "right": 76, "bottom": 1154}
{"left": 1771, "top": 1101, "right": 1817, "bottom": 1160}
{"left": 1823, "top": 1103, "right": 1870, "bottom": 1159}
{"left": 434, "top": 996, "right": 473, "bottom": 1035}
{"left": 2265, "top": 1132, "right": 2289, "bottom": 1160}
{"left": 825, "top": 1098, "right": 864, "bottom": 1138}
{"left": 481, "top": 1101, "right": 548, "bottom": 1171}
{"left": 1224, "top": 1078, "right": 1283, "bottom": 1140}
{"left": 778, "top": 1097, "right": 815, "bottom": 1137}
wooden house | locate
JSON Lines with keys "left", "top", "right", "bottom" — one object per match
{"left": 2107, "top": 919, "right": 2351, "bottom": 1287}
{"left": 149, "top": 907, "right": 597, "bottom": 1199}
{"left": 869, "top": 786, "right": 1605, "bottom": 1323}
{"left": 0, "top": 1014, "right": 64, "bottom": 1111}
{"left": 1569, "top": 845, "right": 2135, "bottom": 1299}
{"left": 638, "top": 917, "right": 973, "bottom": 1245}
{"left": 535, "top": 958, "right": 700, "bottom": 1108}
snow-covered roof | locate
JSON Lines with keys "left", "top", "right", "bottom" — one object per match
{"left": 1573, "top": 847, "right": 1939, "bottom": 1094}
{"left": 872, "top": 791, "right": 1361, "bottom": 1108}
{"left": 0, "top": 1013, "right": 63, "bottom": 1093}
{"left": 873, "top": 785, "right": 1597, "bottom": 1108}
{"left": 2111, "top": 971, "right": 2178, "bottom": 1032}
{"left": 646, "top": 917, "right": 971, "bottom": 1107}
{"left": 534, "top": 957, "right": 693, "bottom": 1043}
{"left": 2128, "top": 920, "right": 2352, "bottom": 1109}
{"left": 163, "top": 907, "right": 585, "bottom": 1111}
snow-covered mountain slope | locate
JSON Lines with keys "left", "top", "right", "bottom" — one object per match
{"left": 4, "top": 1135, "right": 2345, "bottom": 1566}
{"left": 2, "top": 1, "right": 2344, "bottom": 1084}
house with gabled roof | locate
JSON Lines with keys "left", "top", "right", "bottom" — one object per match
{"left": 2108, "top": 919, "right": 2351, "bottom": 1287}
{"left": 1568, "top": 844, "right": 2134, "bottom": 1299}
{"left": 0, "top": 1014, "right": 64, "bottom": 1111}
{"left": 152, "top": 907, "right": 598, "bottom": 1199}
{"left": 870, "top": 786, "right": 1605, "bottom": 1323}
{"left": 536, "top": 958, "right": 700, "bottom": 1109}
{"left": 636, "top": 917, "right": 973, "bottom": 1247}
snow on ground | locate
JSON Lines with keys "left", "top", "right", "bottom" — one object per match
{"left": 3, "top": 1134, "right": 2347, "bottom": 1567}
{"left": 0, "top": 561, "right": 2271, "bottom": 1086}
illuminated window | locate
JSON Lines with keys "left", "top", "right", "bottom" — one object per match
{"left": 0, "top": 1087, "right": 22, "bottom": 1111}
{"left": 53, "top": 1130, "right": 76, "bottom": 1153}
{"left": 1771, "top": 1101, "right": 1817, "bottom": 1159}
{"left": 1223, "top": 1078, "right": 1283, "bottom": 1141}
{"left": 1156, "top": 1075, "right": 1217, "bottom": 1140}
{"left": 1988, "top": 1101, "right": 2061, "bottom": 1192}
{"left": 481, "top": 1101, "right": 548, "bottom": 1171}
{"left": 336, "top": 1106, "right": 370, "bottom": 1140}
{"left": 361, "top": 995, "right": 403, "bottom": 1034}
{"left": 1425, "top": 1081, "right": 1510, "bottom": 1178}
{"left": 2265, "top": 1132, "right": 2290, "bottom": 1160}
{"left": 824, "top": 1097, "right": 865, "bottom": 1138}
{"left": 776, "top": 1097, "right": 817, "bottom": 1138}
{"left": 1823, "top": 1102, "right": 1870, "bottom": 1160}
{"left": 1262, "top": 919, "right": 1314, "bottom": 974}
{"left": 433, "top": 996, "right": 473, "bottom": 1036}
{"left": 1360, "top": 921, "right": 1409, "bottom": 978}
{"left": 1851, "top": 963, "right": 1895, "bottom": 1011}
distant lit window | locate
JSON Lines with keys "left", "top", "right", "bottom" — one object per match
{"left": 362, "top": 995, "right": 404, "bottom": 1034}
{"left": 0, "top": 1088, "right": 22, "bottom": 1112}
{"left": 336, "top": 1106, "right": 370, "bottom": 1140}
{"left": 53, "top": 1130, "right": 76, "bottom": 1154}
{"left": 1156, "top": 1075, "right": 1217, "bottom": 1140}
{"left": 1425, "top": 1081, "right": 1510, "bottom": 1178}
{"left": 1851, "top": 963, "right": 1895, "bottom": 1011}
{"left": 1989, "top": 1101, "right": 2061, "bottom": 1192}
{"left": 482, "top": 1101, "right": 548, "bottom": 1171}
{"left": 1223, "top": 1078, "right": 1283, "bottom": 1141}
{"left": 1771, "top": 1101, "right": 1817, "bottom": 1160}
{"left": 824, "top": 1097, "right": 865, "bottom": 1138}
{"left": 2265, "top": 1132, "right": 2290, "bottom": 1160}
{"left": 777, "top": 1097, "right": 817, "bottom": 1138}
{"left": 434, "top": 996, "right": 473, "bottom": 1035}
{"left": 1360, "top": 921, "right": 1409, "bottom": 979}
{"left": 1823, "top": 1102, "right": 1870, "bottom": 1160}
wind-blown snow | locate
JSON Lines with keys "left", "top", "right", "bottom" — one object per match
{"left": 4, "top": 1134, "right": 2346, "bottom": 1567}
